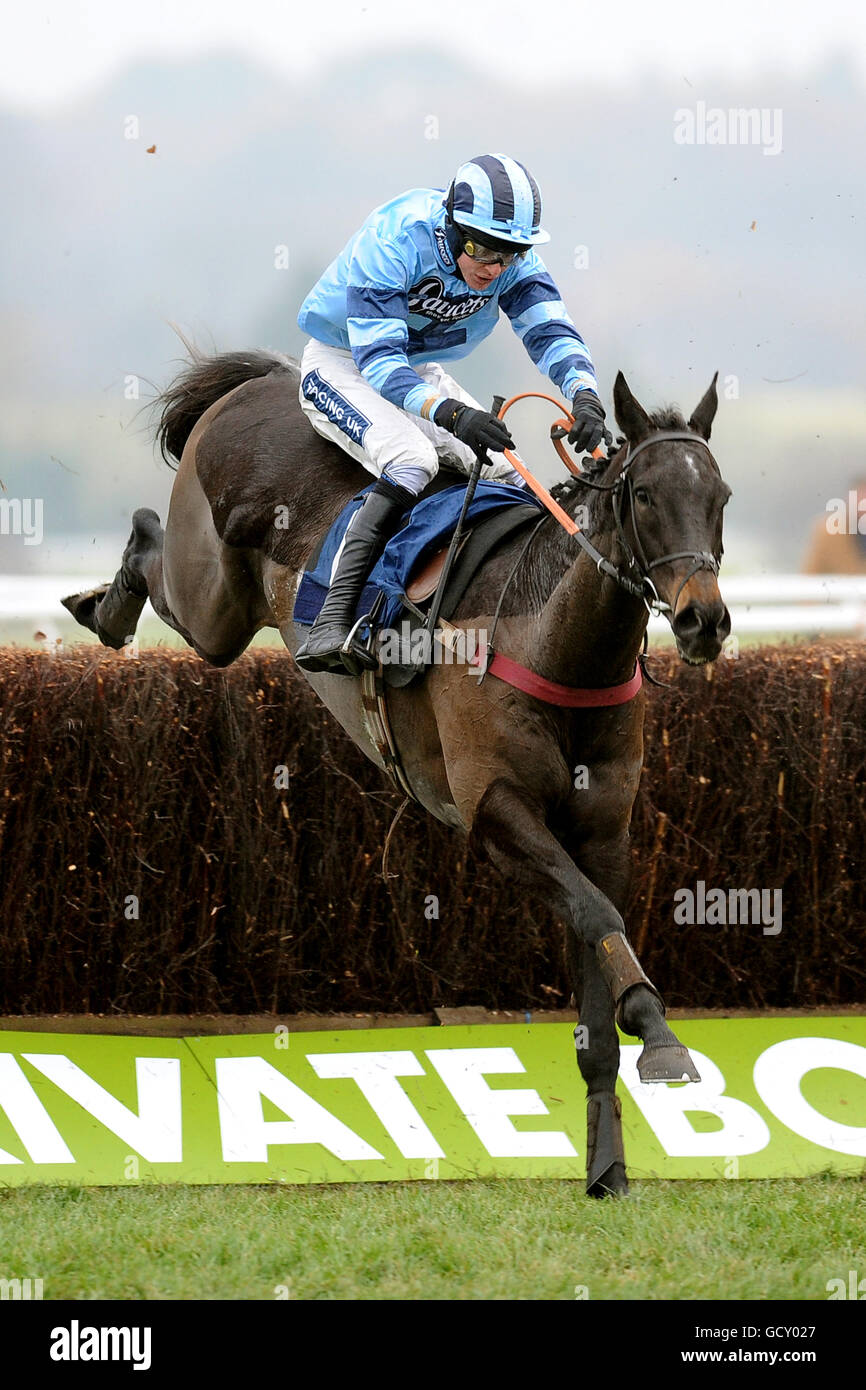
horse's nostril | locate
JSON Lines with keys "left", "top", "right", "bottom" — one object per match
{"left": 674, "top": 601, "right": 729, "bottom": 642}
{"left": 673, "top": 605, "right": 703, "bottom": 641}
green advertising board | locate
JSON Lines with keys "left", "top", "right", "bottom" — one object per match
{"left": 0, "top": 1018, "right": 865, "bottom": 1185}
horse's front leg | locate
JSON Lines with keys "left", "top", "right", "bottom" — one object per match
{"left": 563, "top": 825, "right": 640, "bottom": 1196}
{"left": 565, "top": 932, "right": 628, "bottom": 1197}
{"left": 471, "top": 778, "right": 699, "bottom": 1140}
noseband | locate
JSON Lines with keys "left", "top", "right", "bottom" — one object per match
{"left": 576, "top": 429, "right": 721, "bottom": 619}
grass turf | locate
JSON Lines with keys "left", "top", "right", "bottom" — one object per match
{"left": 1, "top": 1176, "right": 863, "bottom": 1300}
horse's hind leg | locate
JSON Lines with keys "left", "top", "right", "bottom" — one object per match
{"left": 62, "top": 509, "right": 170, "bottom": 649}
{"left": 63, "top": 464, "right": 262, "bottom": 665}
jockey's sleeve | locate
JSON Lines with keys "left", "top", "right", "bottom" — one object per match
{"left": 345, "top": 228, "right": 450, "bottom": 422}
{"left": 498, "top": 251, "right": 599, "bottom": 401}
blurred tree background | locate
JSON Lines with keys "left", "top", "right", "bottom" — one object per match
{"left": 1, "top": 42, "right": 863, "bottom": 582}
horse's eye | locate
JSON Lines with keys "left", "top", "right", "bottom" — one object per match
{"left": 634, "top": 487, "right": 651, "bottom": 506}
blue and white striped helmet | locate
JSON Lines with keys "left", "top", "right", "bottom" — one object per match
{"left": 445, "top": 153, "right": 550, "bottom": 247}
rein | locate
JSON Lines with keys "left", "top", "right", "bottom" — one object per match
{"left": 366, "top": 397, "right": 721, "bottom": 801}
{"left": 604, "top": 429, "right": 721, "bottom": 616}
{"left": 471, "top": 400, "right": 722, "bottom": 707}
{"left": 498, "top": 395, "right": 721, "bottom": 619}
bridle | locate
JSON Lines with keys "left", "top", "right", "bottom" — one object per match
{"left": 485, "top": 425, "right": 726, "bottom": 674}
{"left": 572, "top": 429, "right": 722, "bottom": 621}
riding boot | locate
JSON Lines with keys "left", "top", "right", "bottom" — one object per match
{"left": 295, "top": 479, "right": 414, "bottom": 675}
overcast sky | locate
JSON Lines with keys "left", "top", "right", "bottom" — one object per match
{"left": 3, "top": 0, "right": 866, "bottom": 110}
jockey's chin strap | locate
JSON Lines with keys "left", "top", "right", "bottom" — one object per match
{"left": 575, "top": 430, "right": 722, "bottom": 622}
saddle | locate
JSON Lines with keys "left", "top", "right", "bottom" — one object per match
{"left": 405, "top": 537, "right": 470, "bottom": 604}
{"left": 293, "top": 469, "right": 543, "bottom": 687}
{"left": 379, "top": 502, "right": 541, "bottom": 687}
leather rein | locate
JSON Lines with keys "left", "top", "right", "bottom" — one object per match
{"left": 476, "top": 424, "right": 723, "bottom": 708}
{"left": 576, "top": 428, "right": 721, "bottom": 618}
{"left": 362, "top": 417, "right": 724, "bottom": 807}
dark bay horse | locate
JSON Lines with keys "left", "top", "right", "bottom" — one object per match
{"left": 64, "top": 350, "right": 731, "bottom": 1196}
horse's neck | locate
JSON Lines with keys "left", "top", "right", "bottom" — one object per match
{"left": 533, "top": 519, "right": 648, "bottom": 688}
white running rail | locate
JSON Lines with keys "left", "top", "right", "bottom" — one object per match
{"left": 648, "top": 574, "right": 866, "bottom": 636}
{"left": 2, "top": 573, "right": 866, "bottom": 637}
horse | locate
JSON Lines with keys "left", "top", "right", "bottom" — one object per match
{"left": 63, "top": 348, "right": 731, "bottom": 1196}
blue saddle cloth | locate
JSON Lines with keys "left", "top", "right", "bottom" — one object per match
{"left": 293, "top": 480, "right": 543, "bottom": 631}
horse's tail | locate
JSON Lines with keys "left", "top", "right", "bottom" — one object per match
{"left": 155, "top": 335, "right": 296, "bottom": 468}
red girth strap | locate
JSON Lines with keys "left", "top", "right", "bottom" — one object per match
{"left": 471, "top": 650, "right": 643, "bottom": 708}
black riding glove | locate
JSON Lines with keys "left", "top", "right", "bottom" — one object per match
{"left": 435, "top": 397, "right": 514, "bottom": 454}
{"left": 567, "top": 390, "right": 609, "bottom": 455}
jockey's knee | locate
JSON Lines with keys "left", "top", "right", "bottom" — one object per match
{"left": 380, "top": 437, "right": 439, "bottom": 497}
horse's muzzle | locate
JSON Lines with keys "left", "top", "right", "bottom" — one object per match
{"left": 671, "top": 596, "right": 731, "bottom": 665}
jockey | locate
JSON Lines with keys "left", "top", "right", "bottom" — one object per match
{"left": 294, "top": 152, "right": 608, "bottom": 674}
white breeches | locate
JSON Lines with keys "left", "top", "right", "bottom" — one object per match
{"left": 298, "top": 338, "right": 525, "bottom": 495}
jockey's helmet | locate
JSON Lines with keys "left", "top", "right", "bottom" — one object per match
{"left": 444, "top": 153, "right": 550, "bottom": 247}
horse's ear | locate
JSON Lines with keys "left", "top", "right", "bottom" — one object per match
{"left": 613, "top": 371, "right": 651, "bottom": 443}
{"left": 689, "top": 372, "right": 719, "bottom": 440}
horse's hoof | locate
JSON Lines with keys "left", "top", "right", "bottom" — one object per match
{"left": 61, "top": 580, "right": 143, "bottom": 650}
{"left": 637, "top": 1043, "right": 701, "bottom": 1084}
{"left": 586, "top": 1161, "right": 629, "bottom": 1198}
{"left": 60, "top": 585, "right": 110, "bottom": 634}
{"left": 586, "top": 1091, "right": 626, "bottom": 1195}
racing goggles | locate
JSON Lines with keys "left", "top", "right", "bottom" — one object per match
{"left": 459, "top": 230, "right": 528, "bottom": 267}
